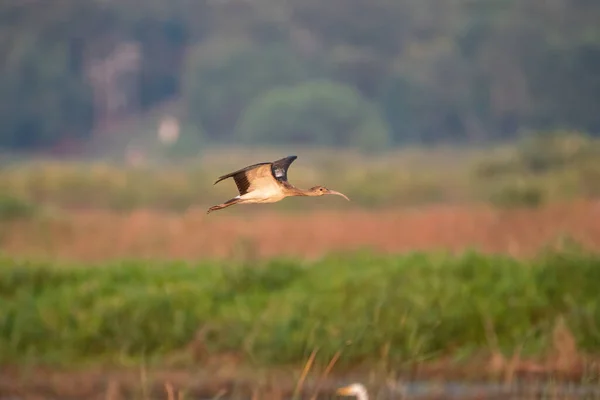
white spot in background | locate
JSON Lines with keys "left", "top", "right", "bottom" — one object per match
{"left": 158, "top": 116, "right": 180, "bottom": 145}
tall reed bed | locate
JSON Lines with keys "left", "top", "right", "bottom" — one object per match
{"left": 1, "top": 248, "right": 598, "bottom": 368}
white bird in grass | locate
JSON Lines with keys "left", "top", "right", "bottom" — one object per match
{"left": 336, "top": 383, "right": 369, "bottom": 400}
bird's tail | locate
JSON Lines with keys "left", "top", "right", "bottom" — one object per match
{"left": 206, "top": 197, "right": 242, "bottom": 214}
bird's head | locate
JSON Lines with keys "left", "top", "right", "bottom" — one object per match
{"left": 336, "top": 383, "right": 369, "bottom": 400}
{"left": 308, "top": 185, "right": 350, "bottom": 201}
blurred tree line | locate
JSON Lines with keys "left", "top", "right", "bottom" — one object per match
{"left": 1, "top": 0, "right": 599, "bottom": 152}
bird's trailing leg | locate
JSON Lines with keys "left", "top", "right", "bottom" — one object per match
{"left": 206, "top": 196, "right": 242, "bottom": 214}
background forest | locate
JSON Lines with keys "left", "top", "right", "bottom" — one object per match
{"left": 2, "top": 0, "right": 599, "bottom": 154}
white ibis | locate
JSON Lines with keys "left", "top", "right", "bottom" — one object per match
{"left": 336, "top": 383, "right": 369, "bottom": 400}
{"left": 206, "top": 155, "right": 350, "bottom": 214}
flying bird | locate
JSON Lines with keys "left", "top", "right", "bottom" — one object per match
{"left": 207, "top": 155, "right": 350, "bottom": 214}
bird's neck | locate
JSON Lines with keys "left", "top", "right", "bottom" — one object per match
{"left": 298, "top": 188, "right": 315, "bottom": 196}
{"left": 288, "top": 186, "right": 315, "bottom": 197}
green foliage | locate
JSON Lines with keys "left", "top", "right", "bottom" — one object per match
{"left": 379, "top": 73, "right": 473, "bottom": 144}
{"left": 0, "top": 195, "right": 36, "bottom": 221}
{"left": 0, "top": 154, "right": 445, "bottom": 211}
{"left": 157, "top": 123, "right": 206, "bottom": 160}
{"left": 1, "top": 250, "right": 600, "bottom": 366}
{"left": 3, "top": 0, "right": 600, "bottom": 149}
{"left": 2, "top": 136, "right": 600, "bottom": 211}
{"left": 0, "top": 38, "right": 94, "bottom": 148}
{"left": 182, "top": 43, "right": 320, "bottom": 140}
{"left": 236, "top": 80, "right": 391, "bottom": 151}
{"left": 516, "top": 131, "right": 599, "bottom": 173}
{"left": 526, "top": 42, "right": 600, "bottom": 133}
{"left": 471, "top": 131, "right": 600, "bottom": 205}
{"left": 487, "top": 181, "right": 545, "bottom": 208}
{"left": 0, "top": 162, "right": 207, "bottom": 212}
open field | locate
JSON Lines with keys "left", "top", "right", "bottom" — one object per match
{"left": 1, "top": 200, "right": 600, "bottom": 261}
{"left": 1, "top": 133, "right": 600, "bottom": 214}
{"left": 2, "top": 138, "right": 600, "bottom": 398}
{"left": 1, "top": 250, "right": 600, "bottom": 399}
{"left": 2, "top": 204, "right": 600, "bottom": 398}
{"left": 0, "top": 147, "right": 486, "bottom": 212}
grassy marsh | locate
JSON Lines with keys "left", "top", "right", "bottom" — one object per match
{"left": 1, "top": 131, "right": 600, "bottom": 214}
{"left": 1, "top": 249, "right": 599, "bottom": 373}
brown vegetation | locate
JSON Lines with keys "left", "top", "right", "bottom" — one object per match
{"left": 3, "top": 200, "right": 600, "bottom": 399}
{"left": 2, "top": 351, "right": 598, "bottom": 400}
{"left": 2, "top": 200, "right": 600, "bottom": 261}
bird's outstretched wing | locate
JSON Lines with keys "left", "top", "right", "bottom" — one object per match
{"left": 270, "top": 155, "right": 297, "bottom": 183}
{"left": 213, "top": 155, "right": 298, "bottom": 196}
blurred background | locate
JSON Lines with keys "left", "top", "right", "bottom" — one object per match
{"left": 1, "top": 0, "right": 600, "bottom": 258}
{"left": 1, "top": 0, "right": 600, "bottom": 213}
{"left": 2, "top": 0, "right": 600, "bottom": 152}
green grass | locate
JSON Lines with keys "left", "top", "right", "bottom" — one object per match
{"left": 1, "top": 248, "right": 599, "bottom": 369}
{"left": 0, "top": 194, "right": 37, "bottom": 221}
{"left": 0, "top": 148, "right": 473, "bottom": 211}
{"left": 1, "top": 131, "right": 599, "bottom": 211}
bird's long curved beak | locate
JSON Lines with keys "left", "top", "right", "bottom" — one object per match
{"left": 326, "top": 189, "right": 350, "bottom": 201}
